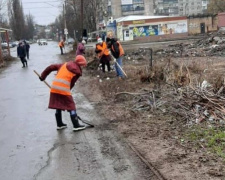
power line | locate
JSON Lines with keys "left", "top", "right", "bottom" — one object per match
{"left": 23, "top": 6, "right": 62, "bottom": 9}
{"left": 36, "top": 15, "right": 57, "bottom": 17}
{"left": 45, "top": 2, "right": 60, "bottom": 7}
{"left": 22, "top": 0, "right": 62, "bottom": 4}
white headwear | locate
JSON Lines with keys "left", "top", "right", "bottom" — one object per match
{"left": 97, "top": 38, "right": 103, "bottom": 43}
{"left": 82, "top": 40, "right": 86, "bottom": 44}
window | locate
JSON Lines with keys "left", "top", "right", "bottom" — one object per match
{"left": 121, "top": 0, "right": 145, "bottom": 12}
{"left": 122, "top": 5, "right": 133, "bottom": 12}
{"left": 133, "top": 0, "right": 144, "bottom": 11}
{"left": 125, "top": 30, "right": 129, "bottom": 37}
{"left": 133, "top": 0, "right": 144, "bottom": 3}
{"left": 108, "top": 6, "right": 112, "bottom": 15}
{"left": 133, "top": 3, "right": 144, "bottom": 11}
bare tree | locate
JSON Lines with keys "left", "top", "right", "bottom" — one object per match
{"left": 65, "top": 0, "right": 81, "bottom": 38}
{"left": 25, "top": 13, "right": 35, "bottom": 40}
{"left": 208, "top": 0, "right": 225, "bottom": 14}
{"left": 54, "top": 14, "right": 64, "bottom": 40}
{"left": 52, "top": 0, "right": 104, "bottom": 40}
{"left": 61, "top": 0, "right": 101, "bottom": 38}
{"left": 8, "top": 0, "right": 26, "bottom": 40}
{"left": 0, "top": 0, "right": 8, "bottom": 27}
{"left": 83, "top": 0, "right": 98, "bottom": 33}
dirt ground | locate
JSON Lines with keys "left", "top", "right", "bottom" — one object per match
{"left": 3, "top": 41, "right": 224, "bottom": 179}
{"left": 71, "top": 42, "right": 225, "bottom": 180}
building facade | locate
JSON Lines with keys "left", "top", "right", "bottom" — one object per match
{"left": 115, "top": 15, "right": 188, "bottom": 41}
{"left": 96, "top": 0, "right": 211, "bottom": 34}
{"left": 154, "top": 0, "right": 210, "bottom": 16}
{"left": 179, "top": 0, "right": 203, "bottom": 16}
{"left": 154, "top": 0, "right": 179, "bottom": 16}
{"left": 188, "top": 14, "right": 218, "bottom": 34}
{"left": 107, "top": 0, "right": 154, "bottom": 18}
{"left": 97, "top": 0, "right": 155, "bottom": 31}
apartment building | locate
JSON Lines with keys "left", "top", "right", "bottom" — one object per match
{"left": 154, "top": 0, "right": 210, "bottom": 16}
{"left": 179, "top": 0, "right": 202, "bottom": 16}
{"left": 105, "top": 0, "right": 209, "bottom": 19}
{"left": 154, "top": 0, "right": 179, "bottom": 16}
{"left": 96, "top": 0, "right": 154, "bottom": 30}
{"left": 96, "top": 0, "right": 210, "bottom": 31}
{"left": 107, "top": 0, "right": 154, "bottom": 18}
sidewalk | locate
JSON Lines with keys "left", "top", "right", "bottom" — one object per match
{"left": 121, "top": 34, "right": 206, "bottom": 45}
{"left": 83, "top": 34, "right": 206, "bottom": 49}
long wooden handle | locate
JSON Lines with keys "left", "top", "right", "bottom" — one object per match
{"left": 109, "top": 53, "right": 128, "bottom": 78}
{"left": 33, "top": 70, "right": 51, "bottom": 89}
{"left": 114, "top": 60, "right": 128, "bottom": 78}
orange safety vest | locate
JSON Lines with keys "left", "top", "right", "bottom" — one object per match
{"left": 58, "top": 41, "right": 64, "bottom": 47}
{"left": 112, "top": 41, "right": 124, "bottom": 57}
{"left": 96, "top": 42, "right": 110, "bottom": 58}
{"left": 50, "top": 63, "right": 75, "bottom": 96}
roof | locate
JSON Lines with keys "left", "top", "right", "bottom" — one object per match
{"left": 89, "top": 30, "right": 106, "bottom": 34}
{"left": 116, "top": 15, "right": 169, "bottom": 22}
{"left": 0, "top": 28, "right": 12, "bottom": 33}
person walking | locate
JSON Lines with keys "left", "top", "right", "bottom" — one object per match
{"left": 106, "top": 37, "right": 125, "bottom": 79}
{"left": 101, "top": 33, "right": 106, "bottom": 42}
{"left": 95, "top": 38, "right": 111, "bottom": 73}
{"left": 58, "top": 40, "right": 64, "bottom": 55}
{"left": 17, "top": 41, "right": 27, "bottom": 68}
{"left": 24, "top": 41, "right": 30, "bottom": 59}
{"left": 39, "top": 55, "right": 87, "bottom": 131}
{"left": 75, "top": 38, "right": 85, "bottom": 56}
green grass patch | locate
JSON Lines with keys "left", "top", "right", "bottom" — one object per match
{"left": 185, "top": 125, "right": 225, "bottom": 159}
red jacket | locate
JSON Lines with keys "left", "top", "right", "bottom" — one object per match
{"left": 40, "top": 61, "right": 82, "bottom": 110}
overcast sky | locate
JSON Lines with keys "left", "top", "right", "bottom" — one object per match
{"left": 21, "top": 0, "right": 63, "bottom": 25}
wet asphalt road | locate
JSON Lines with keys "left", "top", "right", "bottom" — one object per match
{"left": 0, "top": 42, "right": 155, "bottom": 180}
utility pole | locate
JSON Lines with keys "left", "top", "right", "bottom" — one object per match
{"left": 63, "top": 1, "right": 68, "bottom": 43}
{"left": 81, "top": 0, "right": 83, "bottom": 38}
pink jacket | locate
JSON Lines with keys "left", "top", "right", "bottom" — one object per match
{"left": 76, "top": 43, "right": 85, "bottom": 56}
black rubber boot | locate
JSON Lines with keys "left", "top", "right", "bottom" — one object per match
{"left": 55, "top": 113, "right": 67, "bottom": 130}
{"left": 25, "top": 60, "right": 28, "bottom": 67}
{"left": 70, "top": 114, "right": 85, "bottom": 131}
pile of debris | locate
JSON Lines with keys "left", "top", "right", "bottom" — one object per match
{"left": 114, "top": 55, "right": 225, "bottom": 126}
{"left": 0, "top": 54, "right": 15, "bottom": 68}
{"left": 155, "top": 32, "right": 225, "bottom": 57}
{"left": 169, "top": 84, "right": 225, "bottom": 125}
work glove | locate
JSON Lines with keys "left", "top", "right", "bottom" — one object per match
{"left": 39, "top": 77, "right": 44, "bottom": 81}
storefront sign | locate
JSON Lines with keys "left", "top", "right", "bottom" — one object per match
{"left": 133, "top": 20, "right": 145, "bottom": 24}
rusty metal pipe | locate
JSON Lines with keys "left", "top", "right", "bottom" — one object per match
{"left": 139, "top": 47, "right": 153, "bottom": 68}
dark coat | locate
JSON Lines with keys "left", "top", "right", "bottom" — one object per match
{"left": 17, "top": 44, "right": 26, "bottom": 58}
{"left": 40, "top": 61, "right": 82, "bottom": 111}
{"left": 25, "top": 43, "right": 30, "bottom": 52}
{"left": 108, "top": 38, "right": 120, "bottom": 58}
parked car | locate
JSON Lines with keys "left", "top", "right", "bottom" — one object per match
{"left": 67, "top": 38, "right": 75, "bottom": 44}
{"left": 38, "top": 39, "right": 48, "bottom": 45}
{"left": 13, "top": 41, "right": 19, "bottom": 46}
{"left": 1, "top": 41, "right": 15, "bottom": 48}
{"left": 1, "top": 42, "right": 8, "bottom": 49}
{"left": 9, "top": 42, "right": 17, "bottom": 47}
{"left": 88, "top": 37, "right": 97, "bottom": 42}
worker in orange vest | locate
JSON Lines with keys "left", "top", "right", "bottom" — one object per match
{"left": 106, "top": 37, "right": 125, "bottom": 79}
{"left": 95, "top": 38, "right": 111, "bottom": 73}
{"left": 58, "top": 40, "right": 64, "bottom": 55}
{"left": 39, "top": 55, "right": 87, "bottom": 131}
